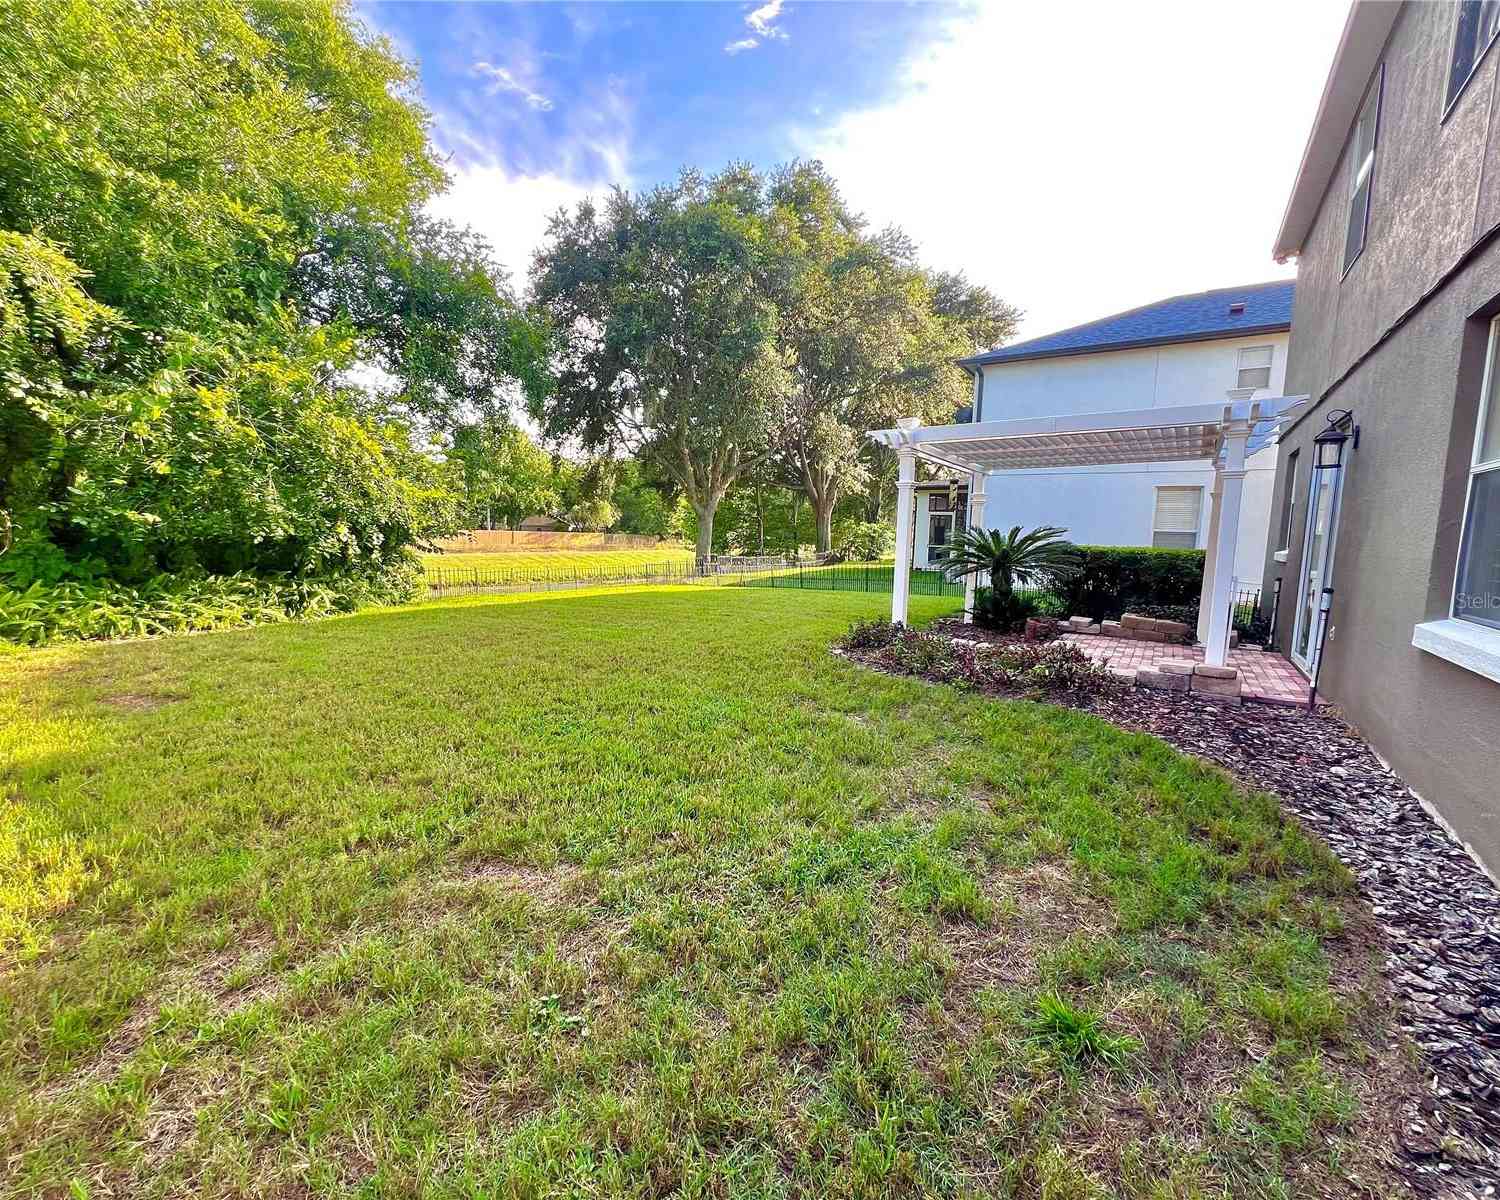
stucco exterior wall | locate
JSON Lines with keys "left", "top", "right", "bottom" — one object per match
{"left": 1262, "top": 2, "right": 1500, "bottom": 872}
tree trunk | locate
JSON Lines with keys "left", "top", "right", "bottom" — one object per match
{"left": 754, "top": 481, "right": 765, "bottom": 554}
{"left": 814, "top": 495, "right": 835, "bottom": 556}
{"left": 694, "top": 501, "right": 717, "bottom": 568}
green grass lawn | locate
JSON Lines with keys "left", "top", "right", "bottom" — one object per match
{"left": 419, "top": 547, "right": 696, "bottom": 582}
{"left": 0, "top": 587, "right": 1402, "bottom": 1197}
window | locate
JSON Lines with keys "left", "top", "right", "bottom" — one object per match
{"left": 1237, "top": 345, "right": 1274, "bottom": 391}
{"left": 1454, "top": 317, "right": 1500, "bottom": 630}
{"left": 1152, "top": 486, "right": 1203, "bottom": 550}
{"left": 1447, "top": 1, "right": 1500, "bottom": 110}
{"left": 1277, "top": 449, "right": 1300, "bottom": 554}
{"left": 1343, "top": 72, "right": 1381, "bottom": 274}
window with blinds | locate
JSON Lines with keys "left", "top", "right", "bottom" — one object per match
{"left": 1152, "top": 486, "right": 1203, "bottom": 550}
{"left": 1237, "top": 345, "right": 1273, "bottom": 391}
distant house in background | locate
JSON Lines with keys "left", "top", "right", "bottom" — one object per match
{"left": 931, "top": 281, "right": 1294, "bottom": 583}
{"left": 517, "top": 514, "right": 565, "bottom": 532}
{"left": 1262, "top": 0, "right": 1500, "bottom": 871}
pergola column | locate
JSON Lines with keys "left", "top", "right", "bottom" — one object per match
{"left": 962, "top": 472, "right": 987, "bottom": 624}
{"left": 891, "top": 430, "right": 919, "bottom": 625}
{"left": 1203, "top": 421, "right": 1251, "bottom": 666}
{"left": 1195, "top": 469, "right": 1224, "bottom": 646}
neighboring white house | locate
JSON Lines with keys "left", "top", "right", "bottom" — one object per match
{"left": 912, "top": 281, "right": 1294, "bottom": 586}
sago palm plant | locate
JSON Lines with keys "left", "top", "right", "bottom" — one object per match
{"left": 938, "top": 525, "right": 1083, "bottom": 602}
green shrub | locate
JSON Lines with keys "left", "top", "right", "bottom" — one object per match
{"left": 1055, "top": 546, "right": 1204, "bottom": 621}
{"left": 0, "top": 558, "right": 420, "bottom": 647}
{"left": 831, "top": 520, "right": 894, "bottom": 563}
{"left": 973, "top": 585, "right": 1038, "bottom": 631}
{"left": 1033, "top": 592, "right": 1068, "bottom": 619}
{"left": 837, "top": 621, "right": 1118, "bottom": 695}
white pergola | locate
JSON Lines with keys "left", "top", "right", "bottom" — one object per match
{"left": 869, "top": 389, "right": 1308, "bottom": 667}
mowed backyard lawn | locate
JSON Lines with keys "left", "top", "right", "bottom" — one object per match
{"left": 0, "top": 588, "right": 1404, "bottom": 1198}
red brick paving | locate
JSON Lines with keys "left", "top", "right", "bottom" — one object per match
{"left": 1057, "top": 633, "right": 1310, "bottom": 706}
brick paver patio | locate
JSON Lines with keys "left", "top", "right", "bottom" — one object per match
{"left": 1057, "top": 632, "right": 1310, "bottom": 706}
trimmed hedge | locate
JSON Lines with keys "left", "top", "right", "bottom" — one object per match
{"left": 1055, "top": 546, "right": 1205, "bottom": 622}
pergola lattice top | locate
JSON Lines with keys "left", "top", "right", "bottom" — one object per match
{"left": 869, "top": 397, "right": 1301, "bottom": 473}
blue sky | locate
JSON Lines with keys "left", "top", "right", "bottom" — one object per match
{"left": 360, "top": 1, "right": 1352, "bottom": 338}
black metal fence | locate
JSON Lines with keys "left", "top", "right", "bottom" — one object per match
{"left": 736, "top": 562, "right": 965, "bottom": 596}
{"left": 423, "top": 554, "right": 1263, "bottom": 632}
{"left": 424, "top": 555, "right": 969, "bottom": 598}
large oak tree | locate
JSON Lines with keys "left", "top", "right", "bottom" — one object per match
{"left": 530, "top": 169, "right": 789, "bottom": 565}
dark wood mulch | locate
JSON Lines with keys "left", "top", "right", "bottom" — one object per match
{"left": 847, "top": 628, "right": 1500, "bottom": 1196}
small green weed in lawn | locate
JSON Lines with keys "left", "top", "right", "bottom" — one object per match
{"left": 1026, "top": 990, "right": 1140, "bottom": 1072}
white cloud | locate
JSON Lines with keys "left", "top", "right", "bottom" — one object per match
{"left": 426, "top": 162, "right": 614, "bottom": 288}
{"left": 473, "top": 61, "right": 553, "bottom": 111}
{"left": 798, "top": 0, "right": 1349, "bottom": 340}
{"left": 746, "top": 0, "right": 787, "bottom": 39}
{"left": 725, "top": 0, "right": 788, "bottom": 55}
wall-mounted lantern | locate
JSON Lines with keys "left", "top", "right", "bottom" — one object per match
{"left": 1313, "top": 409, "right": 1360, "bottom": 470}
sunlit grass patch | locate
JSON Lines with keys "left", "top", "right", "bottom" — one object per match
{"left": 0, "top": 586, "right": 1409, "bottom": 1196}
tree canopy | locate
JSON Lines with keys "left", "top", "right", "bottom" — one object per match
{"left": 531, "top": 168, "right": 789, "bottom": 564}
{"left": 0, "top": 0, "right": 546, "bottom": 589}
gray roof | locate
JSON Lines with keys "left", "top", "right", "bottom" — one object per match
{"left": 960, "top": 280, "right": 1295, "bottom": 368}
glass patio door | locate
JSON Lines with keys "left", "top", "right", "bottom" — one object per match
{"left": 1291, "top": 463, "right": 1345, "bottom": 674}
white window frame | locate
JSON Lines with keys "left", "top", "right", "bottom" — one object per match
{"left": 1151, "top": 485, "right": 1203, "bottom": 550}
{"left": 1414, "top": 316, "right": 1500, "bottom": 684}
{"left": 1452, "top": 316, "right": 1500, "bottom": 630}
{"left": 1236, "top": 345, "right": 1274, "bottom": 392}
{"left": 1342, "top": 69, "right": 1382, "bottom": 277}
{"left": 1274, "top": 448, "right": 1299, "bottom": 561}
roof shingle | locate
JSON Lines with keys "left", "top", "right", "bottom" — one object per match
{"left": 960, "top": 279, "right": 1295, "bottom": 368}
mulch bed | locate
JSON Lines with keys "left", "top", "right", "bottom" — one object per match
{"left": 848, "top": 626, "right": 1500, "bottom": 1196}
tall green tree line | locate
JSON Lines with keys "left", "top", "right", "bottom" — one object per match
{"left": 0, "top": 0, "right": 547, "bottom": 591}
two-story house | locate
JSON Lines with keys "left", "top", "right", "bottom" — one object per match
{"left": 913, "top": 283, "right": 1293, "bottom": 579}
{"left": 1265, "top": 0, "right": 1500, "bottom": 871}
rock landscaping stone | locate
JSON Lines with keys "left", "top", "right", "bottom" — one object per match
{"left": 1192, "top": 664, "right": 1238, "bottom": 679}
{"left": 1157, "top": 659, "right": 1196, "bottom": 675}
{"left": 1100, "top": 620, "right": 1124, "bottom": 637}
{"left": 1155, "top": 619, "right": 1191, "bottom": 641}
{"left": 1134, "top": 667, "right": 1189, "bottom": 692}
{"left": 1189, "top": 675, "right": 1242, "bottom": 703}
{"left": 1134, "top": 628, "right": 1165, "bottom": 643}
{"left": 1121, "top": 613, "right": 1150, "bottom": 630}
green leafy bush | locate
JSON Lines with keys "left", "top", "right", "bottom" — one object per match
{"left": 1055, "top": 547, "right": 1205, "bottom": 621}
{"left": 0, "top": 560, "right": 419, "bottom": 647}
{"left": 973, "top": 585, "right": 1038, "bottom": 631}
{"left": 831, "top": 520, "right": 894, "bottom": 563}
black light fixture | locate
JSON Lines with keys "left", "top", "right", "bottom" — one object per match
{"left": 1313, "top": 409, "right": 1359, "bottom": 470}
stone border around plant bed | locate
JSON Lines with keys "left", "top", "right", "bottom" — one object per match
{"left": 843, "top": 622, "right": 1500, "bottom": 1195}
